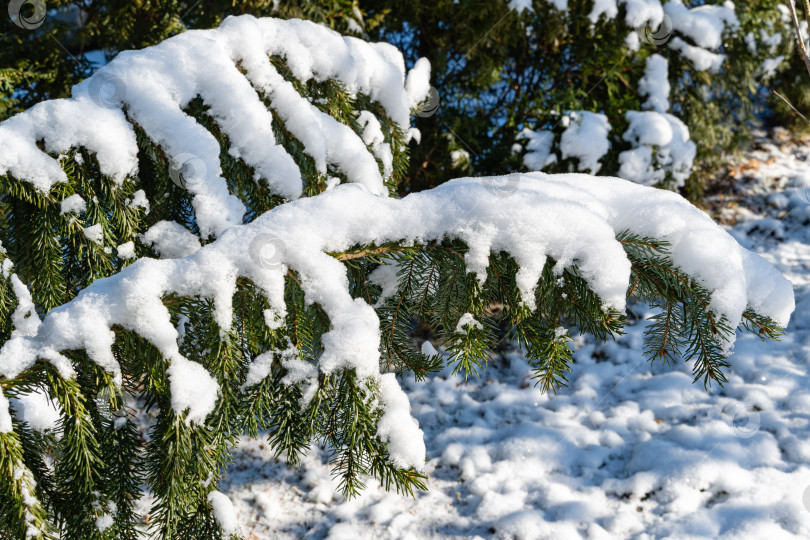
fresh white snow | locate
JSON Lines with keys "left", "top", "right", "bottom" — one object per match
{"left": 619, "top": 111, "right": 696, "bottom": 187}
{"left": 517, "top": 128, "right": 556, "bottom": 171}
{"left": 664, "top": 0, "right": 739, "bottom": 50}
{"left": 559, "top": 112, "right": 611, "bottom": 174}
{"left": 140, "top": 221, "right": 202, "bottom": 259}
{"left": 207, "top": 490, "right": 240, "bottom": 536}
{"left": 455, "top": 313, "right": 483, "bottom": 335}
{"left": 116, "top": 241, "right": 136, "bottom": 260}
{"left": 59, "top": 193, "right": 87, "bottom": 215}
{"left": 81, "top": 223, "right": 104, "bottom": 244}
{"left": 617, "top": 54, "right": 696, "bottom": 188}
{"left": 9, "top": 388, "right": 61, "bottom": 433}
{"left": 668, "top": 37, "right": 726, "bottom": 72}
{"left": 637, "top": 54, "right": 670, "bottom": 113}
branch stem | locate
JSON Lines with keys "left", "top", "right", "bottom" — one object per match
{"left": 788, "top": 0, "right": 810, "bottom": 78}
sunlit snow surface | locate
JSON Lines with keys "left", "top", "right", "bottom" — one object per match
{"left": 217, "top": 132, "right": 810, "bottom": 539}
{"left": 220, "top": 321, "right": 810, "bottom": 539}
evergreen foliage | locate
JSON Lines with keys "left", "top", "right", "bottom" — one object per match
{"left": 366, "top": 0, "right": 795, "bottom": 199}
{"left": 0, "top": 11, "right": 789, "bottom": 540}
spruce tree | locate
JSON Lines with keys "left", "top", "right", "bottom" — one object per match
{"left": 0, "top": 14, "right": 793, "bottom": 539}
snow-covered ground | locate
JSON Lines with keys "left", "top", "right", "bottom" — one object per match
{"left": 222, "top": 128, "right": 810, "bottom": 540}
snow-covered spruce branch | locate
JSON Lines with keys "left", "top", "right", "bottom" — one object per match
{"left": 0, "top": 172, "right": 794, "bottom": 536}
{"left": 0, "top": 172, "right": 794, "bottom": 435}
{"left": 0, "top": 15, "right": 430, "bottom": 238}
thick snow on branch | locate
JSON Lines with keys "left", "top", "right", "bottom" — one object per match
{"left": 560, "top": 112, "right": 611, "bottom": 174}
{"left": 0, "top": 15, "right": 429, "bottom": 238}
{"left": 618, "top": 55, "right": 696, "bottom": 188}
{"left": 589, "top": 0, "right": 619, "bottom": 24}
{"left": 620, "top": 0, "right": 664, "bottom": 29}
{"left": 517, "top": 128, "right": 556, "bottom": 171}
{"left": 0, "top": 174, "right": 794, "bottom": 470}
{"left": 669, "top": 36, "right": 726, "bottom": 72}
{"left": 664, "top": 0, "right": 738, "bottom": 51}
{"left": 638, "top": 54, "right": 670, "bottom": 114}
{"left": 619, "top": 111, "right": 695, "bottom": 187}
